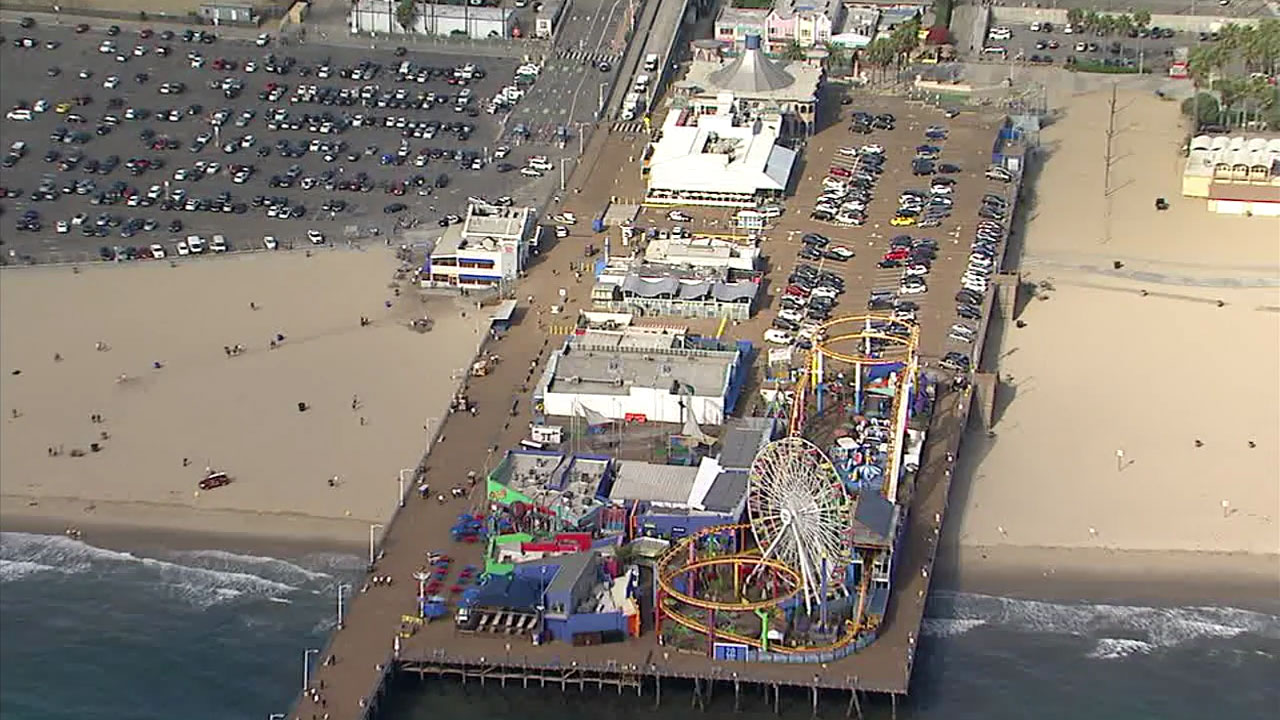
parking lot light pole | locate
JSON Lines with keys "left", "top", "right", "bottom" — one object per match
{"left": 302, "top": 648, "right": 319, "bottom": 690}
{"left": 337, "top": 583, "right": 352, "bottom": 629}
{"left": 368, "top": 523, "right": 384, "bottom": 566}
{"left": 398, "top": 468, "right": 414, "bottom": 508}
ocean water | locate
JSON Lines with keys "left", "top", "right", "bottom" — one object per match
{"left": 2, "top": 531, "right": 1278, "bottom": 720}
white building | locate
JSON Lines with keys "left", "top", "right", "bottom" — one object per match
{"left": 643, "top": 236, "right": 760, "bottom": 272}
{"left": 418, "top": 204, "right": 534, "bottom": 288}
{"left": 681, "top": 34, "right": 823, "bottom": 132}
{"left": 349, "top": 0, "right": 515, "bottom": 40}
{"left": 644, "top": 93, "right": 797, "bottom": 208}
{"left": 533, "top": 327, "right": 747, "bottom": 426}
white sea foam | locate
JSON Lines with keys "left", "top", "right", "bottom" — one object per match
{"left": 1087, "top": 638, "right": 1156, "bottom": 660}
{"left": 0, "top": 532, "right": 298, "bottom": 606}
{"left": 920, "top": 617, "right": 988, "bottom": 638}
{"left": 166, "top": 548, "right": 332, "bottom": 583}
{"left": 0, "top": 559, "right": 59, "bottom": 581}
{"left": 928, "top": 591, "right": 1280, "bottom": 656}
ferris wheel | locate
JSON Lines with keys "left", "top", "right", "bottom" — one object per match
{"left": 746, "top": 437, "right": 853, "bottom": 612}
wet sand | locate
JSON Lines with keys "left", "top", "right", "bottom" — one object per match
{"left": 0, "top": 248, "right": 487, "bottom": 545}
{"left": 950, "top": 89, "right": 1280, "bottom": 569}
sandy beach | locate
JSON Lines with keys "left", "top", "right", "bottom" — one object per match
{"left": 0, "top": 248, "right": 487, "bottom": 545}
{"left": 948, "top": 89, "right": 1280, "bottom": 582}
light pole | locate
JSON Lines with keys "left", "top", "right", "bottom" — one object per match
{"left": 368, "top": 523, "right": 384, "bottom": 566}
{"left": 302, "top": 648, "right": 319, "bottom": 690}
{"left": 398, "top": 468, "right": 415, "bottom": 508}
{"left": 336, "top": 583, "right": 352, "bottom": 629}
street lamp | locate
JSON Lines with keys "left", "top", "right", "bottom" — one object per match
{"left": 398, "top": 468, "right": 415, "bottom": 508}
{"left": 336, "top": 583, "right": 352, "bottom": 629}
{"left": 368, "top": 523, "right": 384, "bottom": 566}
{"left": 302, "top": 648, "right": 319, "bottom": 690}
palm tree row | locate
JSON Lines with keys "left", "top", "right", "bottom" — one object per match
{"left": 1064, "top": 8, "right": 1152, "bottom": 37}
{"left": 1186, "top": 20, "right": 1280, "bottom": 130}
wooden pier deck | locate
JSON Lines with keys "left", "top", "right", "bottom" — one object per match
{"left": 288, "top": 127, "right": 971, "bottom": 720}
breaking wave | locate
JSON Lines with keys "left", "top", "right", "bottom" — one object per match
{"left": 0, "top": 532, "right": 305, "bottom": 607}
{"left": 926, "top": 591, "right": 1280, "bottom": 657}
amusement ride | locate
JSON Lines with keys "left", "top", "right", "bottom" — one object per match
{"left": 656, "top": 315, "right": 926, "bottom": 660}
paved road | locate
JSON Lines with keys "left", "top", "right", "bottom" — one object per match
{"left": 614, "top": 0, "right": 687, "bottom": 119}
{"left": 0, "top": 19, "right": 565, "bottom": 264}
{"left": 504, "top": 0, "right": 632, "bottom": 137}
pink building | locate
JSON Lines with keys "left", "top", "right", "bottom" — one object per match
{"left": 715, "top": 0, "right": 845, "bottom": 53}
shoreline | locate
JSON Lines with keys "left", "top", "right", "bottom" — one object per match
{"left": 5, "top": 496, "right": 1276, "bottom": 613}
{"left": 0, "top": 494, "right": 369, "bottom": 553}
{"left": 935, "top": 542, "right": 1280, "bottom": 613}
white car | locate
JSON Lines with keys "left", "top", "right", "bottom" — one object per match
{"left": 553, "top": 212, "right": 577, "bottom": 225}
{"left": 810, "top": 287, "right": 840, "bottom": 300}
{"left": 520, "top": 167, "right": 543, "bottom": 177}
{"left": 307, "top": 230, "right": 325, "bottom": 245}
{"left": 778, "top": 308, "right": 805, "bottom": 324}
{"left": 667, "top": 210, "right": 692, "bottom": 222}
{"left": 263, "top": 235, "right": 278, "bottom": 250}
{"left": 763, "top": 329, "right": 794, "bottom": 345}
{"left": 56, "top": 220, "right": 69, "bottom": 234}
{"left": 826, "top": 245, "right": 855, "bottom": 260}
{"left": 34, "top": 99, "right": 50, "bottom": 113}
{"left": 6, "top": 108, "right": 33, "bottom": 121}
{"left": 175, "top": 240, "right": 190, "bottom": 256}
{"left": 903, "top": 264, "right": 929, "bottom": 277}
{"left": 186, "top": 235, "right": 205, "bottom": 253}
{"left": 103, "top": 75, "right": 119, "bottom": 89}
{"left": 899, "top": 283, "right": 927, "bottom": 296}
{"left": 554, "top": 226, "right": 570, "bottom": 238}
{"left": 860, "top": 144, "right": 884, "bottom": 155}
{"left": 256, "top": 33, "right": 271, "bottom": 47}
{"left": 149, "top": 243, "right": 165, "bottom": 259}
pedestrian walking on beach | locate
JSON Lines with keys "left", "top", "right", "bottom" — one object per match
{"left": 249, "top": 302, "right": 258, "bottom": 311}
{"left": 351, "top": 395, "right": 360, "bottom": 411}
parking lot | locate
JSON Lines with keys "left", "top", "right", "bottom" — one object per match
{"left": 985, "top": 21, "right": 1191, "bottom": 70}
{"left": 743, "top": 98, "right": 1010, "bottom": 363}
{"left": 0, "top": 19, "right": 565, "bottom": 263}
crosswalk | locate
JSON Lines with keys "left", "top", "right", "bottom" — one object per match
{"left": 611, "top": 121, "right": 646, "bottom": 134}
{"left": 557, "top": 49, "right": 621, "bottom": 66}
{"left": 547, "top": 324, "right": 578, "bottom": 335}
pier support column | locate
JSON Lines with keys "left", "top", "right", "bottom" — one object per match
{"left": 811, "top": 685, "right": 818, "bottom": 718}
{"left": 891, "top": 693, "right": 898, "bottom": 720}
{"left": 849, "top": 689, "right": 863, "bottom": 720}
{"left": 654, "top": 672, "right": 662, "bottom": 709}
{"left": 733, "top": 677, "right": 741, "bottom": 713}
{"left": 773, "top": 684, "right": 781, "bottom": 715}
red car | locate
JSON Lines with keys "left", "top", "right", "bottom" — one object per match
{"left": 784, "top": 284, "right": 811, "bottom": 298}
{"left": 828, "top": 166, "right": 852, "bottom": 178}
{"left": 883, "top": 249, "right": 910, "bottom": 261}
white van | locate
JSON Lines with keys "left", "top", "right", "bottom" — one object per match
{"left": 186, "top": 235, "right": 206, "bottom": 253}
{"left": 210, "top": 235, "right": 228, "bottom": 252}
{"left": 644, "top": 53, "right": 659, "bottom": 72}
{"left": 620, "top": 93, "right": 641, "bottom": 121}
{"left": 633, "top": 74, "right": 650, "bottom": 93}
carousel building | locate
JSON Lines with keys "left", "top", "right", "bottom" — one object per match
{"left": 678, "top": 34, "right": 822, "bottom": 134}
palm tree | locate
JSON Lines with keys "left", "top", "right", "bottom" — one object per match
{"left": 395, "top": 0, "right": 417, "bottom": 32}
{"left": 823, "top": 41, "right": 850, "bottom": 74}
{"left": 782, "top": 39, "right": 807, "bottom": 62}
{"left": 1132, "top": 9, "right": 1151, "bottom": 30}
